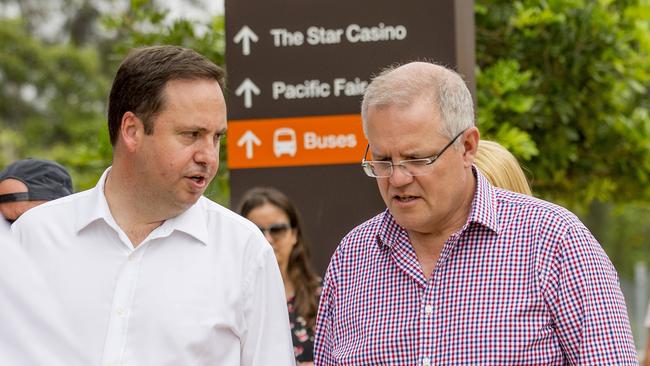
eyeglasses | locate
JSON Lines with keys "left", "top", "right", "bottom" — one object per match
{"left": 258, "top": 223, "right": 292, "bottom": 240}
{"left": 361, "top": 129, "right": 466, "bottom": 178}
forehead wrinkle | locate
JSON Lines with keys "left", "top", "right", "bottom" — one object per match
{"left": 370, "top": 144, "right": 434, "bottom": 160}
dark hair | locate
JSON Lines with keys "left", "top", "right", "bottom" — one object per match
{"left": 238, "top": 187, "right": 321, "bottom": 328}
{"left": 107, "top": 45, "right": 225, "bottom": 146}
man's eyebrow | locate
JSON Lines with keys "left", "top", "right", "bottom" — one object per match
{"left": 367, "top": 148, "right": 384, "bottom": 160}
{"left": 177, "top": 125, "right": 205, "bottom": 131}
{"left": 370, "top": 149, "right": 429, "bottom": 160}
{"left": 177, "top": 126, "right": 227, "bottom": 135}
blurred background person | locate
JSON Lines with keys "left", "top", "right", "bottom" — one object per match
{"left": 0, "top": 217, "right": 88, "bottom": 365}
{"left": 473, "top": 140, "right": 532, "bottom": 196}
{"left": 239, "top": 187, "right": 321, "bottom": 365}
{"left": 0, "top": 158, "right": 73, "bottom": 224}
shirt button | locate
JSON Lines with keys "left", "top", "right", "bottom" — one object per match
{"left": 422, "top": 357, "right": 431, "bottom": 366}
{"left": 424, "top": 304, "right": 433, "bottom": 315}
{"left": 116, "top": 307, "right": 125, "bottom": 316}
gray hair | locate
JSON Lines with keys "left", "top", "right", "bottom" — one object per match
{"left": 361, "top": 62, "right": 474, "bottom": 142}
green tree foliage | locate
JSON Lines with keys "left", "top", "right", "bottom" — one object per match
{"left": 476, "top": 0, "right": 650, "bottom": 205}
{"left": 0, "top": 17, "right": 111, "bottom": 189}
{"left": 475, "top": 0, "right": 650, "bottom": 274}
{"left": 0, "top": 0, "right": 228, "bottom": 202}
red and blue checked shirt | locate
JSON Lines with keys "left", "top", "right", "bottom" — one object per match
{"left": 314, "top": 169, "right": 637, "bottom": 365}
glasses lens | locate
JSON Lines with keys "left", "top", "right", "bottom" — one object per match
{"left": 260, "top": 223, "right": 290, "bottom": 239}
{"left": 362, "top": 163, "right": 377, "bottom": 177}
{"left": 363, "top": 161, "right": 392, "bottom": 178}
{"left": 401, "top": 159, "right": 433, "bottom": 177}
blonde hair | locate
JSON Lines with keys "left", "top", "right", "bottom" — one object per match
{"left": 475, "top": 140, "right": 532, "bottom": 195}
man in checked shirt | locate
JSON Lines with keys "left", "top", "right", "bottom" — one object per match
{"left": 314, "top": 62, "right": 637, "bottom": 365}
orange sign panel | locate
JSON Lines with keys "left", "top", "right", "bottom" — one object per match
{"left": 227, "top": 114, "right": 367, "bottom": 169}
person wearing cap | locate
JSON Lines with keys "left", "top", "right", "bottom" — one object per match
{"left": 0, "top": 158, "right": 73, "bottom": 224}
{"left": 11, "top": 45, "right": 294, "bottom": 365}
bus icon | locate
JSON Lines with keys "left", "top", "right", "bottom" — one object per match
{"left": 273, "top": 128, "right": 297, "bottom": 157}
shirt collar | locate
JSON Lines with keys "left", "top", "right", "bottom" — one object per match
{"left": 467, "top": 166, "right": 501, "bottom": 235}
{"left": 156, "top": 199, "right": 209, "bottom": 246}
{"left": 376, "top": 165, "right": 501, "bottom": 249}
{"left": 75, "top": 167, "right": 209, "bottom": 246}
{"left": 376, "top": 209, "right": 409, "bottom": 250}
{"left": 75, "top": 167, "right": 115, "bottom": 233}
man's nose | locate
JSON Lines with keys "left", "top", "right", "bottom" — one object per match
{"left": 388, "top": 164, "right": 413, "bottom": 187}
{"left": 194, "top": 138, "right": 219, "bottom": 166}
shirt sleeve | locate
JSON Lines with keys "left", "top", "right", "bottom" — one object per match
{"left": 539, "top": 225, "right": 637, "bottom": 365}
{"left": 240, "top": 243, "right": 296, "bottom": 366}
{"left": 314, "top": 252, "right": 338, "bottom": 366}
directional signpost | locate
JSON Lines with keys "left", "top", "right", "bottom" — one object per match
{"left": 234, "top": 78, "right": 260, "bottom": 109}
{"left": 233, "top": 25, "right": 258, "bottom": 56}
{"left": 225, "top": 0, "right": 475, "bottom": 275}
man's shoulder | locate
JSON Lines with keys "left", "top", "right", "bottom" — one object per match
{"left": 15, "top": 189, "right": 93, "bottom": 227}
{"left": 194, "top": 196, "right": 271, "bottom": 250}
{"left": 195, "top": 196, "right": 258, "bottom": 230}
{"left": 336, "top": 211, "right": 385, "bottom": 254}
{"left": 493, "top": 189, "right": 586, "bottom": 236}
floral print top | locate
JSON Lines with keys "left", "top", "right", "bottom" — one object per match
{"left": 287, "top": 285, "right": 321, "bottom": 363}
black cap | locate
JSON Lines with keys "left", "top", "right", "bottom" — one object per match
{"left": 0, "top": 159, "right": 73, "bottom": 203}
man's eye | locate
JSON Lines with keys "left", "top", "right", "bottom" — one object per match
{"left": 183, "top": 131, "right": 199, "bottom": 138}
{"left": 405, "top": 159, "right": 430, "bottom": 166}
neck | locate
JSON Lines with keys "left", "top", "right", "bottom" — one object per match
{"left": 104, "top": 166, "right": 165, "bottom": 247}
{"left": 408, "top": 174, "right": 476, "bottom": 278}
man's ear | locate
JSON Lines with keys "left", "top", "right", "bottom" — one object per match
{"left": 461, "top": 127, "right": 480, "bottom": 168}
{"left": 119, "top": 112, "right": 143, "bottom": 152}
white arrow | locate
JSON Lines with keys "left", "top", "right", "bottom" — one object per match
{"left": 237, "top": 130, "right": 261, "bottom": 159}
{"left": 235, "top": 79, "right": 260, "bottom": 109}
{"left": 233, "top": 25, "right": 258, "bottom": 56}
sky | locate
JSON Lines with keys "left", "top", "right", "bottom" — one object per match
{"left": 0, "top": 0, "right": 224, "bottom": 39}
{"left": 165, "top": 0, "right": 224, "bottom": 20}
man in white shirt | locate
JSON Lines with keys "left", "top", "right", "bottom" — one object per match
{"left": 0, "top": 218, "right": 89, "bottom": 365}
{"left": 12, "top": 45, "right": 295, "bottom": 365}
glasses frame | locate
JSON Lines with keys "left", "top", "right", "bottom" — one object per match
{"left": 257, "top": 223, "right": 292, "bottom": 239}
{"left": 361, "top": 129, "right": 467, "bottom": 178}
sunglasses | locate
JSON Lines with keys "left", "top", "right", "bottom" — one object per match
{"left": 258, "top": 223, "right": 292, "bottom": 239}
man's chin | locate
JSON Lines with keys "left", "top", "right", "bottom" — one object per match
{"left": 182, "top": 193, "right": 203, "bottom": 207}
{"left": 166, "top": 194, "right": 201, "bottom": 216}
{"left": 390, "top": 210, "right": 425, "bottom": 232}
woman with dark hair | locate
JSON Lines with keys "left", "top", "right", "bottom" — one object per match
{"left": 238, "top": 187, "right": 321, "bottom": 365}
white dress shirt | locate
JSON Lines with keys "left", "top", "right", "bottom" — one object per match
{"left": 12, "top": 168, "right": 295, "bottom": 366}
{"left": 0, "top": 219, "right": 89, "bottom": 365}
